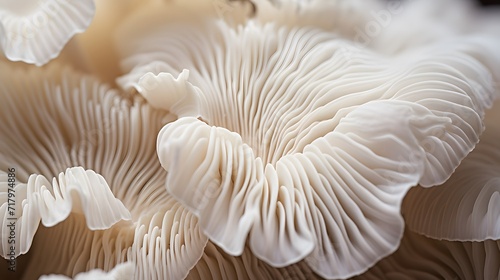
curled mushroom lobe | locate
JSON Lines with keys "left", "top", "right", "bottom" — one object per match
{"left": 118, "top": 18, "right": 497, "bottom": 278}
{"left": 0, "top": 0, "right": 95, "bottom": 66}
{"left": 0, "top": 64, "right": 207, "bottom": 279}
{"left": 355, "top": 101, "right": 500, "bottom": 279}
{"left": 403, "top": 100, "right": 500, "bottom": 242}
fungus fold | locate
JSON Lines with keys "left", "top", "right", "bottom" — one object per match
{"left": 0, "top": 64, "right": 207, "bottom": 279}
{"left": 1, "top": 0, "right": 500, "bottom": 279}
{"left": 0, "top": 0, "right": 95, "bottom": 65}
{"left": 355, "top": 227, "right": 500, "bottom": 280}
{"left": 403, "top": 100, "right": 500, "bottom": 241}
{"left": 0, "top": 167, "right": 131, "bottom": 257}
{"left": 118, "top": 17, "right": 498, "bottom": 278}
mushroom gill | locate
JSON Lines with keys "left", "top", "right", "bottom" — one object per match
{"left": 402, "top": 99, "right": 500, "bottom": 242}
{"left": 354, "top": 228, "right": 500, "bottom": 280}
{"left": 0, "top": 63, "right": 207, "bottom": 279}
{"left": 251, "top": 0, "right": 380, "bottom": 37}
{"left": 187, "top": 242, "right": 322, "bottom": 280}
{"left": 117, "top": 18, "right": 497, "bottom": 278}
{"left": 357, "top": 101, "right": 500, "bottom": 280}
{"left": 0, "top": 0, "right": 95, "bottom": 66}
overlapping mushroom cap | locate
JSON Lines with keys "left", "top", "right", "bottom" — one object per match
{"left": 117, "top": 15, "right": 498, "bottom": 278}
{"left": 403, "top": 99, "right": 500, "bottom": 242}
{"left": 355, "top": 101, "right": 500, "bottom": 280}
{"left": 0, "top": 64, "right": 207, "bottom": 279}
{"left": 0, "top": 0, "right": 95, "bottom": 65}
{"left": 1, "top": 0, "right": 499, "bottom": 279}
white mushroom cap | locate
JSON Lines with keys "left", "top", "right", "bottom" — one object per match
{"left": 118, "top": 18, "right": 498, "bottom": 278}
{"left": 0, "top": 0, "right": 95, "bottom": 65}
{"left": 39, "top": 262, "right": 135, "bottom": 280}
{"left": 0, "top": 63, "right": 207, "bottom": 279}
{"left": 403, "top": 100, "right": 500, "bottom": 241}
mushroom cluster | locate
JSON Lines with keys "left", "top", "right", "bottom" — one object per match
{"left": 1, "top": 0, "right": 500, "bottom": 279}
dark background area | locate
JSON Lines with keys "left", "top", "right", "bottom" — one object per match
{"left": 478, "top": 0, "right": 500, "bottom": 6}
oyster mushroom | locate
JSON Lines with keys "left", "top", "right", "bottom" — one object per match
{"left": 402, "top": 99, "right": 500, "bottom": 241}
{"left": 0, "top": 63, "right": 207, "bottom": 279}
{"left": 117, "top": 17, "right": 498, "bottom": 278}
{"left": 0, "top": 0, "right": 95, "bottom": 65}
{"left": 359, "top": 100, "right": 500, "bottom": 280}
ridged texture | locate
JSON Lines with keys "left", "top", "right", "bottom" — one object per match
{"left": 187, "top": 242, "right": 322, "bottom": 280}
{"left": 403, "top": 100, "right": 500, "bottom": 241}
{"left": 8, "top": 195, "right": 206, "bottom": 280}
{"left": 0, "top": 0, "right": 95, "bottom": 65}
{"left": 119, "top": 20, "right": 496, "bottom": 279}
{"left": 355, "top": 229, "right": 500, "bottom": 280}
{"left": 0, "top": 167, "right": 131, "bottom": 257}
{"left": 0, "top": 64, "right": 207, "bottom": 279}
{"left": 252, "top": 0, "right": 380, "bottom": 37}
